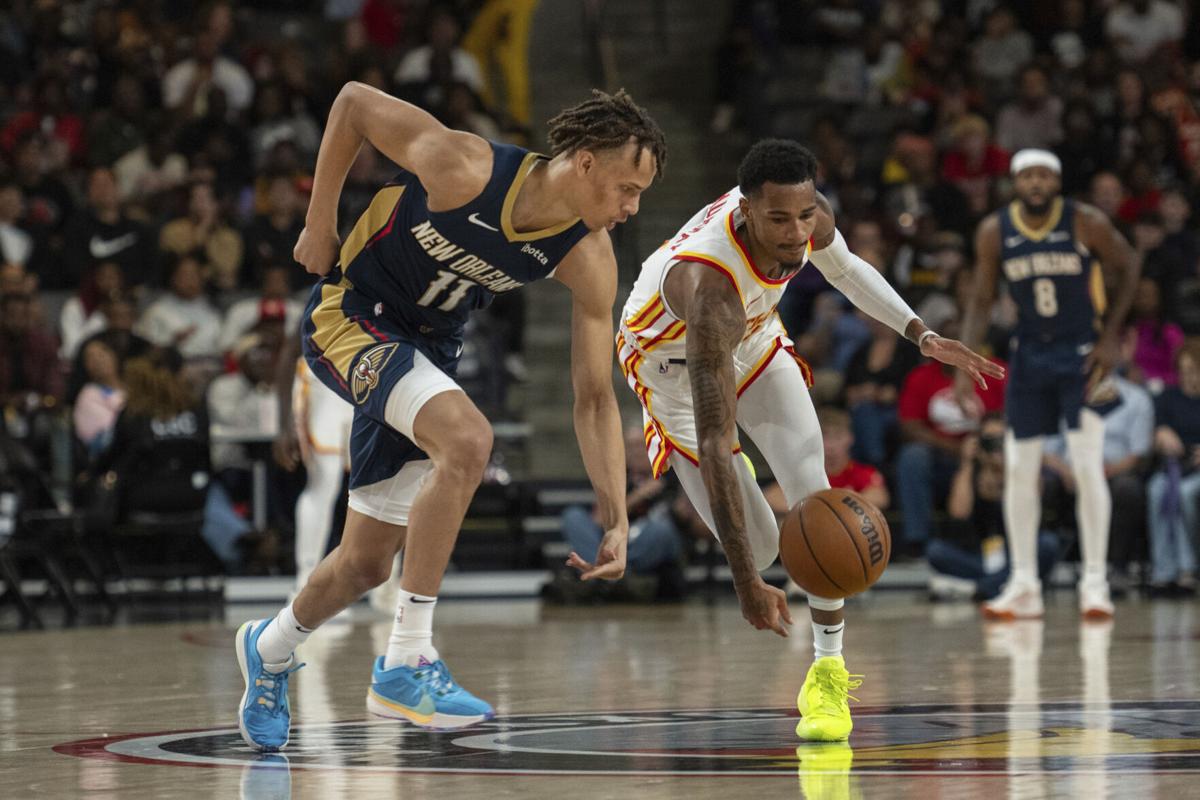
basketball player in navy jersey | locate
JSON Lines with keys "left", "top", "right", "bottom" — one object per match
{"left": 959, "top": 149, "right": 1138, "bottom": 620}
{"left": 234, "top": 83, "right": 665, "bottom": 751}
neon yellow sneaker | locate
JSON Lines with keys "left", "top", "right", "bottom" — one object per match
{"left": 796, "top": 656, "right": 861, "bottom": 742}
{"left": 796, "top": 742, "right": 855, "bottom": 800}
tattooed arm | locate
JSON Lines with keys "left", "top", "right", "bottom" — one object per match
{"left": 667, "top": 262, "right": 792, "bottom": 636}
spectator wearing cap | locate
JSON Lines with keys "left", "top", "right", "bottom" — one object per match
{"left": 940, "top": 115, "right": 1010, "bottom": 219}
{"left": 159, "top": 180, "right": 244, "bottom": 292}
{"left": 218, "top": 264, "right": 303, "bottom": 354}
{"left": 135, "top": 252, "right": 223, "bottom": 361}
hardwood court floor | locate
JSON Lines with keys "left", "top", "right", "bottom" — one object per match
{"left": 3, "top": 593, "right": 1200, "bottom": 799}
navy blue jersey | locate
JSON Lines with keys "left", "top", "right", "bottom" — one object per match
{"left": 301, "top": 141, "right": 592, "bottom": 488}
{"left": 338, "top": 140, "right": 590, "bottom": 340}
{"left": 1000, "top": 197, "right": 1105, "bottom": 345}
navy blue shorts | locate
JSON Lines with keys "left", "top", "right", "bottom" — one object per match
{"left": 1005, "top": 337, "right": 1092, "bottom": 439}
{"left": 301, "top": 271, "right": 461, "bottom": 489}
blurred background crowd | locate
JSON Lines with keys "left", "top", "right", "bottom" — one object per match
{"left": 1, "top": 0, "right": 1199, "bottom": 606}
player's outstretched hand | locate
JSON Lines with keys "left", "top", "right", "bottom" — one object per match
{"left": 294, "top": 226, "right": 340, "bottom": 277}
{"left": 566, "top": 527, "right": 628, "bottom": 581}
{"left": 736, "top": 577, "right": 793, "bottom": 637}
{"left": 925, "top": 335, "right": 1005, "bottom": 391}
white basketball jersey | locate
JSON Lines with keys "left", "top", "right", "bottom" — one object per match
{"left": 618, "top": 187, "right": 810, "bottom": 361}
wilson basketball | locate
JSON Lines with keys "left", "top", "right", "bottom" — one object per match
{"left": 779, "top": 488, "right": 891, "bottom": 599}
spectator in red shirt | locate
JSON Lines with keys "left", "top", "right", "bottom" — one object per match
{"left": 766, "top": 406, "right": 890, "bottom": 514}
{"left": 940, "top": 114, "right": 1010, "bottom": 220}
{"left": 894, "top": 353, "right": 1006, "bottom": 555}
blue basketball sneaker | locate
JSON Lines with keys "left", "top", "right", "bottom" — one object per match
{"left": 367, "top": 656, "right": 494, "bottom": 729}
{"left": 235, "top": 619, "right": 304, "bottom": 751}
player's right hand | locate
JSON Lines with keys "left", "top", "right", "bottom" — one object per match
{"left": 294, "top": 226, "right": 340, "bottom": 276}
{"left": 736, "top": 577, "right": 792, "bottom": 637}
{"left": 272, "top": 428, "right": 302, "bottom": 471}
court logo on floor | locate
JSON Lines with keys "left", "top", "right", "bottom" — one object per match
{"left": 55, "top": 702, "right": 1200, "bottom": 776}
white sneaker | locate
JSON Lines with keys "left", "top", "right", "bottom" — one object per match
{"left": 929, "top": 574, "right": 977, "bottom": 601}
{"left": 1078, "top": 578, "right": 1114, "bottom": 619}
{"left": 981, "top": 579, "right": 1043, "bottom": 620}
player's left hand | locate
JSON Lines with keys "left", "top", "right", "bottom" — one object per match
{"left": 922, "top": 335, "right": 1006, "bottom": 389}
{"left": 566, "top": 527, "right": 628, "bottom": 581}
{"left": 1083, "top": 333, "right": 1120, "bottom": 395}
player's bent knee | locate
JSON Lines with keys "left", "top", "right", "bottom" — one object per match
{"left": 339, "top": 543, "right": 395, "bottom": 591}
{"left": 436, "top": 424, "right": 493, "bottom": 482}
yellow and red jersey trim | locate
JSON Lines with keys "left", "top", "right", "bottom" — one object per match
{"left": 619, "top": 335, "right": 744, "bottom": 479}
{"left": 735, "top": 337, "right": 815, "bottom": 398}
{"left": 673, "top": 252, "right": 744, "bottom": 304}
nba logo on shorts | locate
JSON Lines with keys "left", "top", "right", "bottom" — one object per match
{"left": 352, "top": 343, "right": 399, "bottom": 404}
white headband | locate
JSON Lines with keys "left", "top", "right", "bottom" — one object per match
{"left": 1011, "top": 149, "right": 1061, "bottom": 176}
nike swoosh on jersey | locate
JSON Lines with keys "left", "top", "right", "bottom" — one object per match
{"left": 467, "top": 212, "right": 499, "bottom": 232}
{"left": 89, "top": 232, "right": 138, "bottom": 259}
{"left": 1004, "top": 235, "right": 1025, "bottom": 248}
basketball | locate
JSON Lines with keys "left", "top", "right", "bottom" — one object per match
{"left": 779, "top": 488, "right": 891, "bottom": 599}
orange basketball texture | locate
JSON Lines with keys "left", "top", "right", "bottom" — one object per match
{"left": 779, "top": 488, "right": 891, "bottom": 599}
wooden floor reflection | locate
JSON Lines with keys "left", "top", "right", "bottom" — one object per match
{"left": 4, "top": 593, "right": 1200, "bottom": 799}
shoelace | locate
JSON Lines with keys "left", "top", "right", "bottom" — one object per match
{"left": 253, "top": 662, "right": 305, "bottom": 716}
{"left": 413, "top": 661, "right": 456, "bottom": 697}
{"left": 813, "top": 669, "right": 863, "bottom": 717}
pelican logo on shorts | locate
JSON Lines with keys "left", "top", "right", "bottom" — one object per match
{"left": 351, "top": 343, "right": 399, "bottom": 405}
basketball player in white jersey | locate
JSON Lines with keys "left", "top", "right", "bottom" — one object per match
{"left": 612, "top": 139, "right": 1002, "bottom": 741}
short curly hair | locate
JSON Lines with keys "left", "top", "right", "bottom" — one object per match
{"left": 737, "top": 139, "right": 819, "bottom": 196}
{"left": 546, "top": 89, "right": 667, "bottom": 177}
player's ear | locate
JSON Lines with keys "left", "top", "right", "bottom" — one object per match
{"left": 738, "top": 195, "right": 752, "bottom": 221}
{"left": 575, "top": 149, "right": 596, "bottom": 176}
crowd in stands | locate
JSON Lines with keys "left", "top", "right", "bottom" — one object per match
{"left": 0, "top": 0, "right": 534, "bottom": 575}
{"left": 2, "top": 0, "right": 1199, "bottom": 597}
{"left": 714, "top": 0, "right": 1200, "bottom": 598}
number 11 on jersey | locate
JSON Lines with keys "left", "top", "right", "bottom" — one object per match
{"left": 417, "top": 270, "right": 473, "bottom": 311}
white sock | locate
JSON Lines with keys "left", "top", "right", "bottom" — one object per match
{"left": 1067, "top": 411, "right": 1111, "bottom": 581}
{"left": 807, "top": 595, "right": 845, "bottom": 659}
{"left": 1003, "top": 431, "right": 1044, "bottom": 586}
{"left": 255, "top": 603, "right": 312, "bottom": 669}
{"left": 812, "top": 620, "right": 844, "bottom": 659}
{"left": 384, "top": 592, "right": 440, "bottom": 669}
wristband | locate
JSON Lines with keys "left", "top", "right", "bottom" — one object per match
{"left": 918, "top": 330, "right": 939, "bottom": 348}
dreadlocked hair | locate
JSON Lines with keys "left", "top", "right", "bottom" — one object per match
{"left": 546, "top": 89, "right": 667, "bottom": 177}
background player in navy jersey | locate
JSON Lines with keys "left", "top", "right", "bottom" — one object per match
{"left": 234, "top": 82, "right": 665, "bottom": 751}
{"left": 959, "top": 149, "right": 1138, "bottom": 621}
